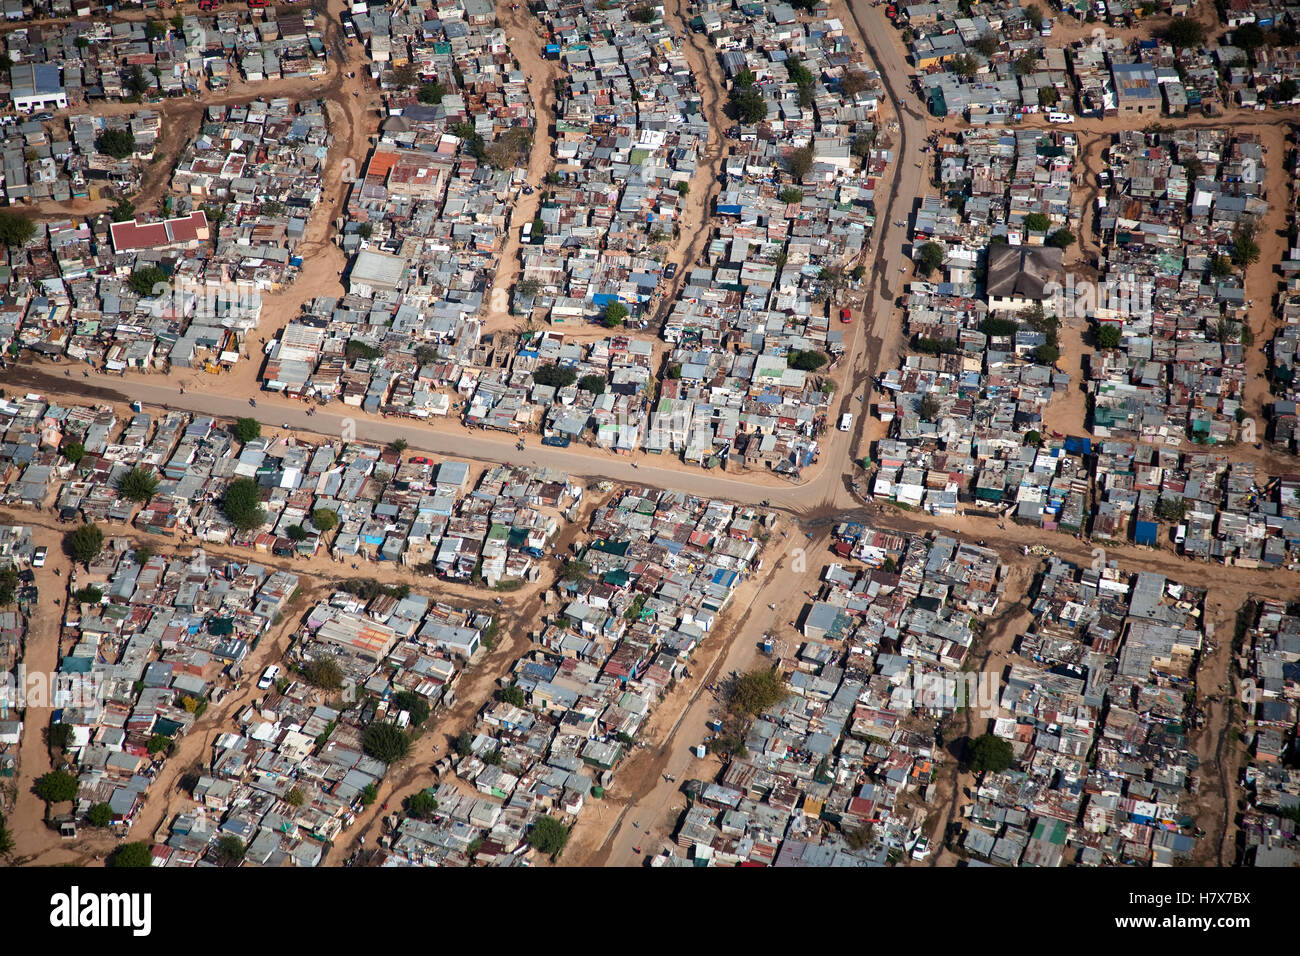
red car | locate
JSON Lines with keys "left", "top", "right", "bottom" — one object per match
{"left": 839, "top": 307, "right": 852, "bottom": 324}
{"left": 198, "top": 0, "right": 220, "bottom": 9}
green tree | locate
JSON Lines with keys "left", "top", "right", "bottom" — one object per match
{"left": 108, "top": 842, "right": 153, "bottom": 867}
{"left": 362, "top": 721, "right": 410, "bottom": 764}
{"left": 146, "top": 734, "right": 172, "bottom": 755}
{"left": 1035, "top": 344, "right": 1061, "bottom": 365}
{"left": 417, "top": 82, "right": 447, "bottom": 104}
{"left": 778, "top": 187, "right": 804, "bottom": 204}
{"left": 407, "top": 788, "right": 439, "bottom": 819}
{"left": 1233, "top": 23, "right": 1265, "bottom": 55}
{"left": 787, "top": 349, "right": 828, "bottom": 371}
{"left": 1024, "top": 212, "right": 1051, "bottom": 233}
{"left": 301, "top": 657, "right": 343, "bottom": 690}
{"left": 917, "top": 241, "right": 945, "bottom": 276}
{"left": 533, "top": 363, "right": 578, "bottom": 388}
{"left": 63, "top": 440, "right": 86, "bottom": 464}
{"left": 234, "top": 418, "right": 261, "bottom": 443}
{"left": 133, "top": 545, "right": 154, "bottom": 565}
{"left": 965, "top": 733, "right": 1014, "bottom": 773}
{"left": 388, "top": 438, "right": 408, "bottom": 454}
{"left": 96, "top": 128, "right": 136, "bottom": 159}
{"left": 286, "top": 524, "right": 309, "bottom": 543}
{"left": 87, "top": 802, "right": 114, "bottom": 827}
{"left": 980, "top": 317, "right": 1019, "bottom": 337}
{"left": 0, "top": 567, "right": 17, "bottom": 606}
{"left": 286, "top": 788, "right": 306, "bottom": 808}
{"left": 731, "top": 84, "right": 768, "bottom": 124}
{"left": 1278, "top": 78, "right": 1298, "bottom": 103}
{"left": 214, "top": 835, "right": 245, "bottom": 865}
{"left": 674, "top": 181, "right": 689, "bottom": 196}
{"left": 360, "top": 783, "right": 379, "bottom": 806}
{"left": 0, "top": 210, "right": 36, "bottom": 247}
{"left": 455, "top": 731, "right": 474, "bottom": 757}
{"left": 129, "top": 265, "right": 169, "bottom": 297}
{"left": 499, "top": 684, "right": 527, "bottom": 707}
{"left": 1038, "top": 86, "right": 1060, "bottom": 108}
{"left": 393, "top": 690, "right": 430, "bottom": 726}
{"left": 578, "top": 374, "right": 607, "bottom": 395}
{"left": 527, "top": 815, "right": 570, "bottom": 857}
{"left": 74, "top": 585, "right": 103, "bottom": 604}
{"left": 919, "top": 393, "right": 943, "bottom": 421}
{"left": 109, "top": 197, "right": 136, "bottom": 222}
{"left": 116, "top": 466, "right": 159, "bottom": 504}
{"left": 728, "top": 668, "right": 788, "bottom": 716}
{"left": 1022, "top": 3, "right": 1044, "bottom": 29}
{"left": 603, "top": 301, "right": 629, "bottom": 327}
{"left": 630, "top": 5, "right": 656, "bottom": 22}
{"left": 1025, "top": 430, "right": 1044, "bottom": 447}
{"left": 1096, "top": 324, "right": 1122, "bottom": 349}
{"left": 65, "top": 523, "right": 104, "bottom": 565}
{"left": 1047, "top": 228, "right": 1075, "bottom": 249}
{"left": 1231, "top": 229, "right": 1260, "bottom": 267}
{"left": 973, "top": 33, "right": 1000, "bottom": 57}
{"left": 949, "top": 53, "right": 979, "bottom": 79}
{"left": 789, "top": 145, "right": 815, "bottom": 181}
{"left": 221, "top": 477, "right": 268, "bottom": 533}
{"left": 35, "top": 769, "right": 79, "bottom": 804}
{"left": 311, "top": 508, "right": 339, "bottom": 532}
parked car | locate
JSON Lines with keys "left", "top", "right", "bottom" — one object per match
{"left": 32, "top": 546, "right": 47, "bottom": 567}
{"left": 258, "top": 665, "right": 280, "bottom": 690}
{"left": 541, "top": 435, "right": 571, "bottom": 448}
{"left": 32, "top": 112, "right": 55, "bottom": 122}
{"left": 664, "top": 262, "right": 678, "bottom": 279}
{"left": 839, "top": 306, "right": 852, "bottom": 324}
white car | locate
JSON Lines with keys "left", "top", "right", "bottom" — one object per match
{"left": 257, "top": 665, "right": 281, "bottom": 690}
{"left": 32, "top": 546, "right": 47, "bottom": 568}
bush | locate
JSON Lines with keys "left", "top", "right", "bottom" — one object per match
{"left": 630, "top": 5, "right": 656, "bottom": 22}
{"left": 362, "top": 721, "right": 410, "bottom": 764}
{"left": 527, "top": 815, "right": 570, "bottom": 857}
{"left": 965, "top": 733, "right": 1014, "bottom": 773}
{"left": 311, "top": 508, "right": 339, "bottom": 532}
{"left": 116, "top": 466, "right": 159, "bottom": 504}
{"left": 234, "top": 417, "right": 261, "bottom": 443}
{"left": 345, "top": 339, "right": 383, "bottom": 362}
{"left": 221, "top": 478, "right": 267, "bottom": 533}
{"left": 778, "top": 187, "right": 804, "bottom": 204}
{"left": 65, "top": 524, "right": 104, "bottom": 565}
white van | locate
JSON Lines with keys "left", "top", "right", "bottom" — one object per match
{"left": 1047, "top": 112, "right": 1075, "bottom": 125}
{"left": 838, "top": 413, "right": 853, "bottom": 432}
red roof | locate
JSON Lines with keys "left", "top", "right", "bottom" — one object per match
{"left": 109, "top": 210, "right": 209, "bottom": 252}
